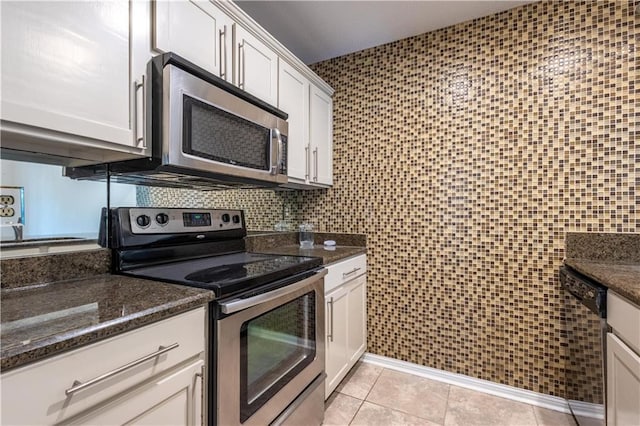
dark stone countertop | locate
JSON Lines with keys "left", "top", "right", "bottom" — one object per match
{"left": 0, "top": 231, "right": 365, "bottom": 371}
{"left": 252, "top": 245, "right": 366, "bottom": 265}
{"left": 564, "top": 232, "right": 640, "bottom": 306}
{"left": 564, "top": 259, "right": 640, "bottom": 306}
{"left": 245, "top": 231, "right": 366, "bottom": 265}
{"left": 0, "top": 274, "right": 214, "bottom": 371}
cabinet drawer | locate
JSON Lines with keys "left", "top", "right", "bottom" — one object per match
{"left": 608, "top": 292, "right": 640, "bottom": 355}
{"left": 324, "top": 254, "right": 366, "bottom": 293}
{"left": 1, "top": 307, "right": 206, "bottom": 425}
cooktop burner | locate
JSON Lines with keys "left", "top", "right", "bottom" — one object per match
{"left": 124, "top": 252, "right": 322, "bottom": 297}
{"left": 104, "top": 207, "right": 323, "bottom": 298}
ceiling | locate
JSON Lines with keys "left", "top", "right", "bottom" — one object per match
{"left": 235, "top": 1, "right": 537, "bottom": 64}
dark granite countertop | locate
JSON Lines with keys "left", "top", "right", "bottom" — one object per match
{"left": 564, "top": 232, "right": 640, "bottom": 306}
{"left": 0, "top": 231, "right": 365, "bottom": 371}
{"left": 245, "top": 231, "right": 366, "bottom": 265}
{"left": 564, "top": 259, "right": 640, "bottom": 306}
{"left": 1, "top": 274, "right": 214, "bottom": 371}
{"left": 252, "top": 245, "right": 366, "bottom": 265}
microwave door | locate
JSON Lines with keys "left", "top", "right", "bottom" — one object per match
{"left": 164, "top": 64, "right": 288, "bottom": 185}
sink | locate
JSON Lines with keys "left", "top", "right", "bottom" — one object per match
{"left": 1, "top": 237, "right": 89, "bottom": 246}
{"left": 0, "top": 237, "right": 100, "bottom": 258}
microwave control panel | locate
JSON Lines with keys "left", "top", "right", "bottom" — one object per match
{"left": 128, "top": 208, "right": 243, "bottom": 234}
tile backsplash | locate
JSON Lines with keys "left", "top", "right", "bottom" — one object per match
{"left": 137, "top": 187, "right": 304, "bottom": 231}
{"left": 143, "top": 0, "right": 638, "bottom": 400}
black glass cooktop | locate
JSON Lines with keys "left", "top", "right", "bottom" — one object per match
{"left": 123, "top": 252, "right": 322, "bottom": 298}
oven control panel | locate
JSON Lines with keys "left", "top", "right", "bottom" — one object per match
{"left": 128, "top": 208, "right": 243, "bottom": 234}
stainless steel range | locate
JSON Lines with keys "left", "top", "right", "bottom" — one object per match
{"left": 102, "top": 207, "right": 326, "bottom": 426}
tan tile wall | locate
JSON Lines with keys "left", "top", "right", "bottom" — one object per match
{"left": 137, "top": 187, "right": 303, "bottom": 231}
{"left": 144, "top": 0, "right": 638, "bottom": 399}
{"left": 305, "top": 0, "right": 638, "bottom": 399}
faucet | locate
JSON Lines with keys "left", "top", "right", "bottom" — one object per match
{"left": 12, "top": 217, "right": 23, "bottom": 242}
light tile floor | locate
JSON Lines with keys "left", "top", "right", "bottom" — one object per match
{"left": 324, "top": 362, "right": 597, "bottom": 426}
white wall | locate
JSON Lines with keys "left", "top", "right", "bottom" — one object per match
{"left": 0, "top": 160, "right": 136, "bottom": 240}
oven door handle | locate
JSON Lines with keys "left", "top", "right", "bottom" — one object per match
{"left": 220, "top": 269, "right": 327, "bottom": 314}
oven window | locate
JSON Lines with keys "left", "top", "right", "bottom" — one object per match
{"left": 240, "top": 292, "right": 316, "bottom": 422}
{"left": 182, "top": 95, "right": 270, "bottom": 170}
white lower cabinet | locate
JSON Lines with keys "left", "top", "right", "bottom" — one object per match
{"left": 324, "top": 254, "right": 367, "bottom": 398}
{"left": 326, "top": 284, "right": 350, "bottom": 393}
{"left": 607, "top": 292, "right": 640, "bottom": 426}
{"left": 65, "top": 359, "right": 204, "bottom": 426}
{"left": 0, "top": 307, "right": 207, "bottom": 426}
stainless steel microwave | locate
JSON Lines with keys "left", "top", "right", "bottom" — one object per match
{"left": 67, "top": 53, "right": 288, "bottom": 190}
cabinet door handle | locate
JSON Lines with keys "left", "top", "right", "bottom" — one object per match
{"left": 327, "top": 297, "right": 334, "bottom": 342}
{"left": 304, "top": 145, "right": 310, "bottom": 180}
{"left": 313, "top": 147, "right": 318, "bottom": 181}
{"left": 134, "top": 76, "right": 146, "bottom": 148}
{"left": 64, "top": 343, "right": 179, "bottom": 396}
{"left": 342, "top": 267, "right": 361, "bottom": 278}
{"left": 238, "top": 41, "right": 245, "bottom": 89}
{"left": 195, "top": 363, "right": 205, "bottom": 422}
{"left": 219, "top": 25, "right": 227, "bottom": 79}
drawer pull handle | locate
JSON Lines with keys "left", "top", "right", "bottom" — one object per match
{"left": 65, "top": 343, "right": 179, "bottom": 396}
{"left": 327, "top": 297, "right": 334, "bottom": 342}
{"left": 342, "top": 267, "right": 361, "bottom": 278}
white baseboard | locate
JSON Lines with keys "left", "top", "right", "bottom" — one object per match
{"left": 361, "top": 353, "right": 604, "bottom": 420}
{"left": 567, "top": 399, "right": 605, "bottom": 420}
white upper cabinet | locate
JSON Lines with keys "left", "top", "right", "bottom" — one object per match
{"left": 0, "top": 0, "right": 333, "bottom": 178}
{"left": 279, "top": 60, "right": 334, "bottom": 188}
{"left": 309, "top": 84, "right": 333, "bottom": 186}
{"left": 153, "top": 0, "right": 233, "bottom": 82}
{"left": 234, "top": 24, "right": 278, "bottom": 106}
{"left": 278, "top": 61, "right": 310, "bottom": 182}
{"left": 0, "top": 0, "right": 149, "bottom": 165}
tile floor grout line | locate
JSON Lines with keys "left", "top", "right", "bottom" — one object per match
{"left": 442, "top": 378, "right": 452, "bottom": 426}
{"left": 354, "top": 399, "right": 445, "bottom": 425}
{"left": 375, "top": 367, "right": 453, "bottom": 424}
{"left": 333, "top": 362, "right": 578, "bottom": 426}
{"left": 361, "top": 365, "right": 385, "bottom": 402}
{"left": 346, "top": 363, "right": 385, "bottom": 426}
{"left": 347, "top": 396, "right": 366, "bottom": 426}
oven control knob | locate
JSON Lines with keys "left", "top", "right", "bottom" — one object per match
{"left": 156, "top": 213, "right": 169, "bottom": 225}
{"left": 232, "top": 215, "right": 241, "bottom": 224}
{"left": 136, "top": 214, "right": 151, "bottom": 228}
{"left": 222, "top": 214, "right": 230, "bottom": 223}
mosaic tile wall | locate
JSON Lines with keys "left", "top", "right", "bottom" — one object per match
{"left": 305, "top": 0, "right": 638, "bottom": 399}
{"left": 137, "top": 187, "right": 303, "bottom": 231}
{"left": 143, "top": 0, "right": 638, "bottom": 399}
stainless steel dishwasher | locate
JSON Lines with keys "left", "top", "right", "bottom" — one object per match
{"left": 560, "top": 266, "right": 608, "bottom": 426}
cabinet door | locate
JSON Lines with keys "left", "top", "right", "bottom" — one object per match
{"left": 325, "top": 286, "right": 349, "bottom": 398}
{"left": 153, "top": 0, "right": 233, "bottom": 82}
{"left": 235, "top": 25, "right": 278, "bottom": 106}
{"left": 1, "top": 1, "right": 142, "bottom": 150}
{"left": 278, "top": 60, "right": 309, "bottom": 182}
{"left": 0, "top": 308, "right": 205, "bottom": 425}
{"left": 66, "top": 359, "right": 205, "bottom": 426}
{"left": 347, "top": 275, "right": 367, "bottom": 365}
{"left": 309, "top": 84, "right": 333, "bottom": 186}
{"left": 607, "top": 333, "right": 640, "bottom": 426}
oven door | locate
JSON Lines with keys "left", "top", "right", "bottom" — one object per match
{"left": 163, "top": 63, "right": 288, "bottom": 185}
{"left": 216, "top": 270, "right": 326, "bottom": 425}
